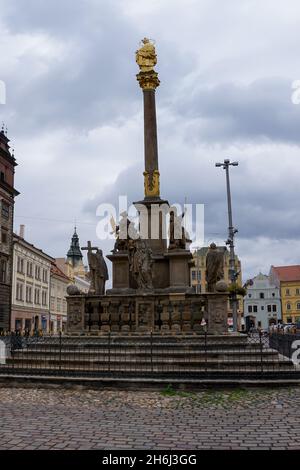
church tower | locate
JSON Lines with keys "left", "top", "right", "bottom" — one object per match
{"left": 67, "top": 227, "right": 83, "bottom": 268}
{"left": 65, "top": 227, "right": 86, "bottom": 279}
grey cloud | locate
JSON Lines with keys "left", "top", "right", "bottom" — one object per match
{"left": 1, "top": 0, "right": 300, "bottom": 282}
{"left": 174, "top": 78, "right": 300, "bottom": 144}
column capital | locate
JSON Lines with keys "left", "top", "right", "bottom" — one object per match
{"left": 136, "top": 71, "right": 160, "bottom": 90}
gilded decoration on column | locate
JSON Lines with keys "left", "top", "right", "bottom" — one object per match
{"left": 136, "top": 38, "right": 160, "bottom": 90}
{"left": 143, "top": 169, "right": 160, "bottom": 197}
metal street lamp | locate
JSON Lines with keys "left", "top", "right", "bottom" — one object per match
{"left": 193, "top": 247, "right": 201, "bottom": 294}
{"left": 215, "top": 159, "right": 239, "bottom": 332}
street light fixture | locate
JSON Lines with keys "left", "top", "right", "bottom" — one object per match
{"left": 215, "top": 158, "right": 239, "bottom": 332}
{"left": 193, "top": 246, "right": 201, "bottom": 294}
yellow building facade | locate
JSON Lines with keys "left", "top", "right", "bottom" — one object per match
{"left": 280, "top": 281, "right": 300, "bottom": 323}
{"left": 269, "top": 265, "right": 300, "bottom": 324}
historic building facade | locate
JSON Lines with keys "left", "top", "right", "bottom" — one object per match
{"left": 0, "top": 128, "right": 19, "bottom": 331}
{"left": 269, "top": 265, "right": 300, "bottom": 324}
{"left": 244, "top": 273, "right": 282, "bottom": 330}
{"left": 11, "top": 229, "right": 54, "bottom": 332}
{"left": 191, "top": 246, "right": 244, "bottom": 327}
{"left": 50, "top": 263, "right": 70, "bottom": 333}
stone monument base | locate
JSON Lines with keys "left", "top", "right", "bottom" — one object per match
{"left": 67, "top": 291, "right": 228, "bottom": 335}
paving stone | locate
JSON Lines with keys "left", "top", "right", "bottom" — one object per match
{"left": 0, "top": 386, "right": 300, "bottom": 449}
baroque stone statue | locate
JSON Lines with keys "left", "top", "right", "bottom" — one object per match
{"left": 111, "top": 212, "right": 139, "bottom": 253}
{"left": 169, "top": 208, "right": 190, "bottom": 250}
{"left": 206, "top": 243, "right": 224, "bottom": 292}
{"left": 82, "top": 242, "right": 109, "bottom": 295}
{"left": 136, "top": 38, "right": 157, "bottom": 72}
{"left": 129, "top": 238, "right": 153, "bottom": 290}
{"left": 136, "top": 38, "right": 160, "bottom": 90}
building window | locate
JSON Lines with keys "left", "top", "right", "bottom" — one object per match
{"left": 287, "top": 303, "right": 291, "bottom": 311}
{"left": 16, "top": 282, "right": 24, "bottom": 301}
{"left": 1, "top": 229, "right": 8, "bottom": 244}
{"left": 259, "top": 293, "right": 264, "bottom": 299}
{"left": 35, "top": 266, "right": 41, "bottom": 280}
{"left": 26, "top": 286, "right": 32, "bottom": 303}
{"left": 286, "top": 289, "right": 290, "bottom": 295}
{"left": 248, "top": 306, "right": 253, "bottom": 313}
{"left": 17, "top": 257, "right": 24, "bottom": 274}
{"left": 297, "top": 303, "right": 300, "bottom": 310}
{"left": 191, "top": 270, "right": 196, "bottom": 281}
{"left": 34, "top": 288, "right": 40, "bottom": 305}
{"left": 272, "top": 305, "right": 277, "bottom": 312}
{"left": 248, "top": 294, "right": 252, "bottom": 298}
{"left": 57, "top": 298, "right": 61, "bottom": 312}
{"left": 0, "top": 259, "right": 7, "bottom": 283}
{"left": 42, "top": 290, "right": 47, "bottom": 306}
{"left": 50, "top": 296, "right": 55, "bottom": 310}
{"left": 261, "top": 306, "right": 264, "bottom": 310}
{"left": 272, "top": 292, "right": 275, "bottom": 297}
{"left": 24, "top": 319, "right": 31, "bottom": 331}
{"left": 43, "top": 269, "right": 48, "bottom": 283}
{"left": 296, "top": 288, "right": 300, "bottom": 295}
{"left": 27, "top": 262, "right": 33, "bottom": 277}
{"left": 267, "top": 305, "right": 272, "bottom": 313}
{"left": 1, "top": 201, "right": 9, "bottom": 219}
{"left": 15, "top": 319, "right": 22, "bottom": 331}
{"left": 253, "top": 306, "right": 258, "bottom": 313}
{"left": 258, "top": 321, "right": 262, "bottom": 328}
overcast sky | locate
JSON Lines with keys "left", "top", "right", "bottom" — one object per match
{"left": 1, "top": 0, "right": 300, "bottom": 282}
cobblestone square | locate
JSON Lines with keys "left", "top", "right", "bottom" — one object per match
{"left": 0, "top": 385, "right": 300, "bottom": 450}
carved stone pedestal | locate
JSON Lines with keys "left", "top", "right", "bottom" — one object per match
{"left": 166, "top": 250, "right": 194, "bottom": 290}
{"left": 106, "top": 252, "right": 129, "bottom": 289}
{"left": 206, "top": 293, "right": 228, "bottom": 335}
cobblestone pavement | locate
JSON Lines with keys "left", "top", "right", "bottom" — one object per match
{"left": 0, "top": 385, "right": 300, "bottom": 450}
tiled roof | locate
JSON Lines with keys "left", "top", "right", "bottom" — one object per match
{"left": 13, "top": 233, "right": 54, "bottom": 262}
{"left": 271, "top": 265, "right": 300, "bottom": 282}
{"left": 51, "top": 262, "right": 71, "bottom": 281}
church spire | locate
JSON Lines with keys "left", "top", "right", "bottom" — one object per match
{"left": 67, "top": 226, "right": 83, "bottom": 267}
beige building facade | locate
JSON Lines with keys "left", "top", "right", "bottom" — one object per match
{"left": 11, "top": 231, "right": 54, "bottom": 333}
{"left": 50, "top": 263, "right": 70, "bottom": 333}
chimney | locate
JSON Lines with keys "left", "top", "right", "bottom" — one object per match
{"left": 19, "top": 224, "right": 25, "bottom": 239}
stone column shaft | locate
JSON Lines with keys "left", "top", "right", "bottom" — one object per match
{"left": 143, "top": 89, "right": 159, "bottom": 174}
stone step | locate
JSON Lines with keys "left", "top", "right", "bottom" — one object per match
{"left": 1, "top": 363, "right": 296, "bottom": 372}
{"left": 9, "top": 348, "right": 280, "bottom": 357}
{"left": 5, "top": 355, "right": 294, "bottom": 367}
{"left": 7, "top": 334, "right": 249, "bottom": 346}
{"left": 7, "top": 340, "right": 258, "bottom": 352}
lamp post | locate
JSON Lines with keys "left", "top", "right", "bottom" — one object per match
{"left": 193, "top": 247, "right": 201, "bottom": 294}
{"left": 215, "top": 159, "right": 239, "bottom": 332}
